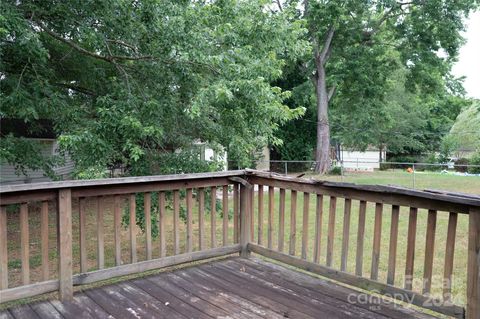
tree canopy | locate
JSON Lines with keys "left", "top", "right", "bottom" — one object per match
{"left": 1, "top": 0, "right": 307, "bottom": 176}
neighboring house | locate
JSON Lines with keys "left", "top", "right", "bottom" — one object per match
{"left": 195, "top": 141, "right": 270, "bottom": 171}
{"left": 337, "top": 145, "right": 386, "bottom": 171}
{"left": 0, "top": 119, "right": 74, "bottom": 185}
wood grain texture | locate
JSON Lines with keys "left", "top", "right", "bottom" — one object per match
{"left": 443, "top": 212, "right": 457, "bottom": 302}
{"left": 404, "top": 207, "right": 417, "bottom": 290}
{"left": 222, "top": 185, "right": 228, "bottom": 246}
{"left": 40, "top": 201, "right": 49, "bottom": 281}
{"left": 340, "top": 198, "right": 351, "bottom": 271}
{"left": 467, "top": 207, "right": 480, "bottom": 319}
{"left": 278, "top": 188, "right": 286, "bottom": 253}
{"left": 58, "top": 188, "right": 73, "bottom": 301}
{"left": 20, "top": 203, "right": 29, "bottom": 285}
{"left": 422, "top": 209, "right": 437, "bottom": 294}
{"left": 387, "top": 205, "right": 400, "bottom": 285}
{"left": 301, "top": 192, "right": 310, "bottom": 260}
{"left": 96, "top": 197, "right": 104, "bottom": 270}
{"left": 326, "top": 196, "right": 337, "bottom": 267}
{"left": 144, "top": 192, "right": 152, "bottom": 260}
{"left": 313, "top": 195, "right": 323, "bottom": 264}
{"left": 79, "top": 198, "right": 87, "bottom": 273}
{"left": 233, "top": 184, "right": 239, "bottom": 244}
{"left": 114, "top": 195, "right": 122, "bottom": 266}
{"left": 210, "top": 186, "right": 217, "bottom": 249}
{"left": 289, "top": 190, "right": 297, "bottom": 256}
{"left": 268, "top": 186, "right": 274, "bottom": 249}
{"left": 0, "top": 206, "right": 8, "bottom": 289}
{"left": 129, "top": 194, "right": 137, "bottom": 264}
{"left": 355, "top": 200, "right": 367, "bottom": 276}
{"left": 258, "top": 185, "right": 264, "bottom": 246}
{"left": 198, "top": 188, "right": 205, "bottom": 250}
{"left": 173, "top": 190, "right": 180, "bottom": 255}
{"left": 158, "top": 192, "right": 166, "bottom": 257}
{"left": 186, "top": 188, "right": 193, "bottom": 253}
{"left": 370, "top": 203, "right": 383, "bottom": 281}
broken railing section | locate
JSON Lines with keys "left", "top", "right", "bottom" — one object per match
{"left": 0, "top": 170, "right": 479, "bottom": 319}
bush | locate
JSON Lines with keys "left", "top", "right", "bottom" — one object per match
{"left": 454, "top": 158, "right": 469, "bottom": 172}
{"left": 329, "top": 166, "right": 342, "bottom": 175}
{"left": 468, "top": 153, "right": 480, "bottom": 174}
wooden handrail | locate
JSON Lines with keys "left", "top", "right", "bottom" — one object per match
{"left": 0, "top": 169, "right": 478, "bottom": 319}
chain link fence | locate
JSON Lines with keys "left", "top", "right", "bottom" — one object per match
{"left": 237, "top": 159, "right": 480, "bottom": 191}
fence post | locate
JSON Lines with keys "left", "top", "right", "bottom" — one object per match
{"left": 284, "top": 162, "right": 288, "bottom": 176}
{"left": 239, "top": 181, "right": 253, "bottom": 257}
{"left": 58, "top": 188, "right": 73, "bottom": 301}
{"left": 467, "top": 207, "right": 480, "bottom": 319}
{"left": 412, "top": 163, "right": 416, "bottom": 189}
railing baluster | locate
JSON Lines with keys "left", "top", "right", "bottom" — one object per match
{"left": 313, "top": 195, "right": 323, "bottom": 264}
{"left": 355, "top": 200, "right": 367, "bottom": 276}
{"left": 0, "top": 206, "right": 8, "bottom": 289}
{"left": 41, "top": 201, "right": 49, "bottom": 281}
{"left": 158, "top": 192, "right": 166, "bottom": 257}
{"left": 467, "top": 207, "right": 480, "bottom": 319}
{"left": 129, "top": 194, "right": 137, "bottom": 263}
{"left": 144, "top": 192, "right": 152, "bottom": 260}
{"left": 239, "top": 183, "right": 252, "bottom": 257}
{"left": 20, "top": 203, "right": 29, "bottom": 285}
{"left": 340, "top": 198, "right": 352, "bottom": 271}
{"left": 422, "top": 209, "right": 437, "bottom": 294}
{"left": 302, "top": 192, "right": 310, "bottom": 260}
{"left": 404, "top": 207, "right": 417, "bottom": 290}
{"left": 79, "top": 198, "right": 87, "bottom": 273}
{"left": 387, "top": 205, "right": 400, "bottom": 285}
{"left": 186, "top": 189, "right": 193, "bottom": 253}
{"left": 198, "top": 188, "right": 205, "bottom": 250}
{"left": 173, "top": 190, "right": 180, "bottom": 255}
{"left": 258, "top": 185, "right": 264, "bottom": 246}
{"left": 114, "top": 195, "right": 122, "bottom": 266}
{"left": 289, "top": 190, "right": 297, "bottom": 256}
{"left": 250, "top": 187, "right": 255, "bottom": 242}
{"left": 326, "top": 196, "right": 337, "bottom": 267}
{"left": 443, "top": 212, "right": 457, "bottom": 302}
{"left": 278, "top": 188, "right": 286, "bottom": 252}
{"left": 371, "top": 203, "right": 383, "bottom": 280}
{"left": 268, "top": 186, "right": 274, "bottom": 249}
{"left": 58, "top": 188, "right": 73, "bottom": 301}
{"left": 222, "top": 186, "right": 228, "bottom": 246}
{"left": 233, "top": 184, "right": 239, "bottom": 244}
{"left": 96, "top": 197, "right": 104, "bottom": 269}
{"left": 210, "top": 186, "right": 217, "bottom": 248}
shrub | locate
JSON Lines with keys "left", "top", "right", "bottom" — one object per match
{"left": 468, "top": 152, "right": 480, "bottom": 174}
{"left": 454, "top": 158, "right": 469, "bottom": 172}
{"left": 329, "top": 166, "right": 342, "bottom": 175}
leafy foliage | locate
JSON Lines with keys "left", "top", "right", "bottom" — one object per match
{"left": 1, "top": 0, "right": 308, "bottom": 176}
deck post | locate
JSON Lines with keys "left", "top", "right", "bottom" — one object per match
{"left": 239, "top": 180, "right": 253, "bottom": 257}
{"left": 58, "top": 188, "right": 73, "bottom": 301}
{"left": 467, "top": 207, "right": 480, "bottom": 319}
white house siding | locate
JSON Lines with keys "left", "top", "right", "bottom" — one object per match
{"left": 340, "top": 150, "right": 384, "bottom": 171}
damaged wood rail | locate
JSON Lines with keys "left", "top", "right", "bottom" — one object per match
{"left": 0, "top": 169, "right": 479, "bottom": 319}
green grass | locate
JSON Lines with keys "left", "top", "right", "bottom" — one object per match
{"left": 308, "top": 170, "right": 480, "bottom": 194}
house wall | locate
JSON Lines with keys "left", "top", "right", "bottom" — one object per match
{"left": 340, "top": 150, "right": 384, "bottom": 171}
{"left": 0, "top": 139, "right": 74, "bottom": 185}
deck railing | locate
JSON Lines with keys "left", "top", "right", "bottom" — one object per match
{"left": 0, "top": 170, "right": 479, "bottom": 318}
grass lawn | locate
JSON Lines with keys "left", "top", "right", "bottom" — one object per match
{"left": 3, "top": 170, "right": 478, "bottom": 308}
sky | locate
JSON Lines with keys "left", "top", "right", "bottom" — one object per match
{"left": 451, "top": 11, "right": 480, "bottom": 99}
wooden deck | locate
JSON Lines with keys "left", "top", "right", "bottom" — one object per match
{"left": 0, "top": 257, "right": 435, "bottom": 319}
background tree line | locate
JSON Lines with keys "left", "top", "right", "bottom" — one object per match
{"left": 1, "top": 0, "right": 479, "bottom": 178}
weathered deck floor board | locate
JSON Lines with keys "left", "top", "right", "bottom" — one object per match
{"left": 0, "top": 257, "right": 437, "bottom": 318}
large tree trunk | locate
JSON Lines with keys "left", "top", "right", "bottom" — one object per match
{"left": 314, "top": 62, "right": 330, "bottom": 174}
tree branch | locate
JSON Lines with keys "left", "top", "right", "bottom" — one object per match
{"left": 328, "top": 85, "right": 336, "bottom": 101}
{"left": 319, "top": 27, "right": 335, "bottom": 63}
